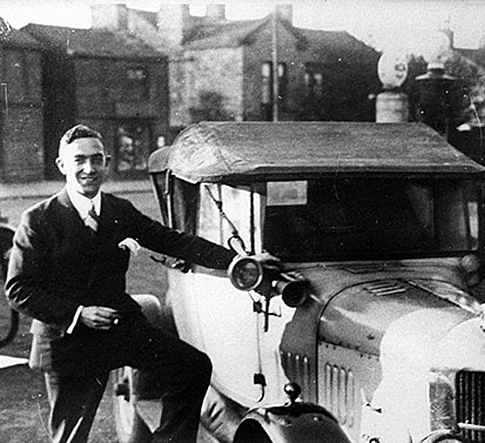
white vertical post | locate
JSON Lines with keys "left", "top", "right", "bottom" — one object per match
{"left": 272, "top": 3, "right": 279, "bottom": 122}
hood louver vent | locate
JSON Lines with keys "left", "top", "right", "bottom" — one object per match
{"left": 363, "top": 280, "right": 408, "bottom": 296}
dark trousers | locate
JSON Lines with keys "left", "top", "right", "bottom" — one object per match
{"left": 44, "top": 316, "right": 213, "bottom": 443}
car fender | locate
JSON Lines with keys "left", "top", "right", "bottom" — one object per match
{"left": 233, "top": 402, "right": 351, "bottom": 443}
{"left": 131, "top": 293, "right": 164, "bottom": 327}
{"left": 128, "top": 294, "right": 165, "bottom": 401}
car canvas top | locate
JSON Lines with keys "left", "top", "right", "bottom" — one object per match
{"left": 149, "top": 121, "right": 485, "bottom": 183}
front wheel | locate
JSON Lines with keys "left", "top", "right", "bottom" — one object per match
{"left": 112, "top": 367, "right": 152, "bottom": 443}
{"left": 233, "top": 420, "right": 272, "bottom": 443}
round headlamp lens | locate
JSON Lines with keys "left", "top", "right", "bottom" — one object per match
{"left": 228, "top": 257, "right": 263, "bottom": 291}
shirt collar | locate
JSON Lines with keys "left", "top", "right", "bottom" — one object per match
{"left": 66, "top": 186, "right": 102, "bottom": 218}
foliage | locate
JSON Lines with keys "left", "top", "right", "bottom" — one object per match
{"left": 189, "top": 91, "right": 231, "bottom": 122}
{"left": 405, "top": 53, "right": 485, "bottom": 133}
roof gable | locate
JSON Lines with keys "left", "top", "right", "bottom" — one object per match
{"left": 183, "top": 17, "right": 266, "bottom": 50}
{"left": 183, "top": 14, "right": 311, "bottom": 50}
{"left": 22, "top": 23, "right": 162, "bottom": 59}
{"left": 0, "top": 18, "right": 42, "bottom": 50}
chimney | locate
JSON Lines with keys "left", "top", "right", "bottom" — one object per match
{"left": 157, "top": 3, "right": 190, "bottom": 52}
{"left": 276, "top": 4, "right": 293, "bottom": 24}
{"left": 91, "top": 3, "right": 128, "bottom": 31}
{"left": 206, "top": 4, "right": 226, "bottom": 21}
{"left": 440, "top": 18, "right": 454, "bottom": 49}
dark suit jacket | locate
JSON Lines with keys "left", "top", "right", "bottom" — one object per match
{"left": 6, "top": 188, "right": 236, "bottom": 373}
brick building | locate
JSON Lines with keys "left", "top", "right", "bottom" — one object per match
{"left": 91, "top": 3, "right": 381, "bottom": 129}
{"left": 23, "top": 23, "right": 169, "bottom": 179}
{"left": 0, "top": 19, "right": 44, "bottom": 183}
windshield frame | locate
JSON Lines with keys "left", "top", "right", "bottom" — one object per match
{"left": 257, "top": 174, "right": 485, "bottom": 262}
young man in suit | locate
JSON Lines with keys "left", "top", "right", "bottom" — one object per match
{"left": 5, "top": 124, "right": 278, "bottom": 443}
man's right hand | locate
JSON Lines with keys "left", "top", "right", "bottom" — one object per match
{"left": 79, "top": 306, "right": 121, "bottom": 330}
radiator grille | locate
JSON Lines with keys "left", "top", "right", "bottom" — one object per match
{"left": 456, "top": 371, "right": 485, "bottom": 443}
{"left": 322, "top": 363, "right": 355, "bottom": 427}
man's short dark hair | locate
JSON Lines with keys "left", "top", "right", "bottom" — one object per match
{"left": 59, "top": 124, "right": 104, "bottom": 156}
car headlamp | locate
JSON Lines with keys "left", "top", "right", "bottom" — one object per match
{"left": 228, "top": 256, "right": 310, "bottom": 307}
{"left": 228, "top": 256, "right": 264, "bottom": 291}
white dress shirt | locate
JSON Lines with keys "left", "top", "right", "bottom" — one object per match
{"left": 65, "top": 187, "right": 102, "bottom": 334}
{"left": 66, "top": 186, "right": 101, "bottom": 221}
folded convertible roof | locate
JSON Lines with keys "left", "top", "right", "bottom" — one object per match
{"left": 149, "top": 121, "right": 485, "bottom": 183}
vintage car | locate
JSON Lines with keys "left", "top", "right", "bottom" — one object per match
{"left": 113, "top": 121, "right": 485, "bottom": 443}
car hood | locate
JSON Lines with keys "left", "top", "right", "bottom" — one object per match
{"left": 281, "top": 259, "right": 480, "bottom": 360}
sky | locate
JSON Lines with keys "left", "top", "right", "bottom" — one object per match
{"left": 0, "top": 0, "right": 484, "bottom": 59}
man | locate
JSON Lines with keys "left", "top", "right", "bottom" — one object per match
{"left": 5, "top": 124, "right": 278, "bottom": 443}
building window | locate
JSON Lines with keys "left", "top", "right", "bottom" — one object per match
{"left": 115, "top": 121, "right": 151, "bottom": 174}
{"left": 261, "top": 61, "right": 288, "bottom": 120}
{"left": 278, "top": 62, "right": 288, "bottom": 108}
{"left": 125, "top": 67, "right": 149, "bottom": 99}
{"left": 304, "top": 64, "right": 324, "bottom": 99}
{"left": 304, "top": 64, "right": 327, "bottom": 120}
{"left": 262, "top": 62, "right": 272, "bottom": 105}
{"left": 126, "top": 67, "right": 146, "bottom": 80}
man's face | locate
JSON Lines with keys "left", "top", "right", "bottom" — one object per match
{"left": 55, "top": 137, "right": 108, "bottom": 198}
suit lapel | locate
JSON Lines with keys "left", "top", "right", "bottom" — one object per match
{"left": 56, "top": 189, "right": 100, "bottom": 255}
{"left": 97, "top": 192, "right": 125, "bottom": 238}
{"left": 57, "top": 188, "right": 87, "bottom": 230}
{"left": 58, "top": 188, "right": 102, "bottom": 242}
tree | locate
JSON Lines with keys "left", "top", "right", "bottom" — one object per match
{"left": 189, "top": 91, "right": 231, "bottom": 123}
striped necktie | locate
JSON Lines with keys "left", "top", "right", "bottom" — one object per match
{"left": 85, "top": 203, "right": 99, "bottom": 233}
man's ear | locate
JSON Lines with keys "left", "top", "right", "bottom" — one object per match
{"left": 55, "top": 157, "right": 66, "bottom": 175}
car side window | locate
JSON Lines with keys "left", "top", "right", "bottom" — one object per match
{"left": 151, "top": 171, "right": 198, "bottom": 234}
{"left": 198, "top": 183, "right": 260, "bottom": 252}
{"left": 199, "top": 184, "right": 222, "bottom": 244}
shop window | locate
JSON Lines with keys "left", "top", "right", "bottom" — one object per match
{"left": 115, "top": 122, "right": 151, "bottom": 175}
{"left": 125, "top": 67, "right": 149, "bottom": 99}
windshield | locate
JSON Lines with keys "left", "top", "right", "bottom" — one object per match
{"left": 262, "top": 178, "right": 482, "bottom": 261}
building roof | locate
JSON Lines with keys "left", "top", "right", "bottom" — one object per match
{"left": 182, "top": 13, "right": 377, "bottom": 57}
{"left": 22, "top": 23, "right": 163, "bottom": 59}
{"left": 298, "top": 27, "right": 379, "bottom": 59}
{"left": 183, "top": 16, "right": 268, "bottom": 50}
{"left": 149, "top": 121, "right": 484, "bottom": 183}
{"left": 456, "top": 47, "right": 485, "bottom": 70}
{"left": 0, "top": 18, "right": 42, "bottom": 50}
{"left": 183, "top": 14, "right": 316, "bottom": 51}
